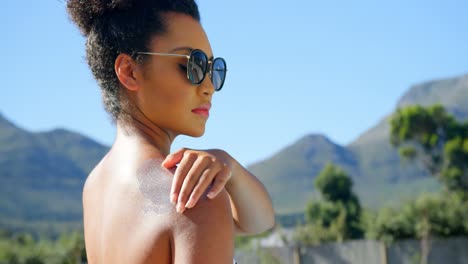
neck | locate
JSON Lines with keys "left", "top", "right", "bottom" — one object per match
{"left": 114, "top": 112, "right": 177, "bottom": 158}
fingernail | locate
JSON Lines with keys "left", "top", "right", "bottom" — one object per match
{"left": 207, "top": 192, "right": 215, "bottom": 199}
{"left": 186, "top": 199, "right": 194, "bottom": 208}
{"left": 170, "top": 193, "right": 177, "bottom": 204}
{"left": 176, "top": 202, "right": 185, "bottom": 213}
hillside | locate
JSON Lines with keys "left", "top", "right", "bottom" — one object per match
{"left": 0, "top": 73, "right": 466, "bottom": 231}
{"left": 250, "top": 74, "right": 468, "bottom": 213}
{"left": 0, "top": 113, "right": 108, "bottom": 235}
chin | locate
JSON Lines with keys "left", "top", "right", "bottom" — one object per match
{"left": 185, "top": 128, "right": 205, "bottom": 138}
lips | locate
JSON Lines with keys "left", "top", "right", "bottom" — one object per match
{"left": 192, "top": 103, "right": 211, "bottom": 117}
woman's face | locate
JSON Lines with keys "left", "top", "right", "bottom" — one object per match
{"left": 134, "top": 12, "right": 216, "bottom": 138}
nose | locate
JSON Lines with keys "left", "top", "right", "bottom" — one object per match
{"left": 199, "top": 74, "right": 215, "bottom": 96}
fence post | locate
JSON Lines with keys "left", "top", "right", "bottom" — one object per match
{"left": 380, "top": 241, "right": 387, "bottom": 264}
{"left": 293, "top": 246, "right": 301, "bottom": 264}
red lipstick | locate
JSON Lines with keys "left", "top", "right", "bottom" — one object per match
{"left": 192, "top": 103, "right": 211, "bottom": 117}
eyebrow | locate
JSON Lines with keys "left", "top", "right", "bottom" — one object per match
{"left": 170, "top": 46, "right": 214, "bottom": 60}
{"left": 170, "top": 46, "right": 192, "bottom": 52}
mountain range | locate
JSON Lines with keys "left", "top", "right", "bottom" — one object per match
{"left": 0, "top": 73, "right": 467, "bottom": 233}
{"left": 248, "top": 74, "right": 468, "bottom": 213}
{"left": 0, "top": 116, "right": 107, "bottom": 235}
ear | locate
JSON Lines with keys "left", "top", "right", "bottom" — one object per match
{"left": 114, "top": 53, "right": 142, "bottom": 91}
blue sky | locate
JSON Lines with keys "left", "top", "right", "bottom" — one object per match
{"left": 1, "top": 0, "right": 467, "bottom": 166}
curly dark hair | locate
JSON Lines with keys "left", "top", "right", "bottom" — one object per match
{"left": 67, "top": 0, "right": 200, "bottom": 122}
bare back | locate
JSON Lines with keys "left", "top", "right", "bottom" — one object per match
{"left": 82, "top": 153, "right": 234, "bottom": 263}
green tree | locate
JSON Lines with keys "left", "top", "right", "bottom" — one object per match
{"left": 390, "top": 104, "right": 468, "bottom": 195}
{"left": 0, "top": 231, "right": 87, "bottom": 264}
{"left": 371, "top": 104, "right": 468, "bottom": 263}
{"left": 315, "top": 164, "right": 354, "bottom": 202}
{"left": 295, "top": 163, "right": 363, "bottom": 245}
{"left": 314, "top": 163, "right": 363, "bottom": 239}
{"left": 368, "top": 193, "right": 468, "bottom": 244}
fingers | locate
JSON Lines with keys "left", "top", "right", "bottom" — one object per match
{"left": 207, "top": 165, "right": 232, "bottom": 199}
{"left": 162, "top": 148, "right": 188, "bottom": 169}
{"left": 185, "top": 166, "right": 218, "bottom": 209}
{"left": 170, "top": 151, "right": 197, "bottom": 205}
{"left": 166, "top": 148, "right": 233, "bottom": 213}
{"left": 177, "top": 158, "right": 207, "bottom": 213}
{"left": 176, "top": 155, "right": 214, "bottom": 213}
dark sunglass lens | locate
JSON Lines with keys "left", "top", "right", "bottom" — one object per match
{"left": 212, "top": 58, "right": 227, "bottom": 91}
{"left": 188, "top": 51, "right": 208, "bottom": 84}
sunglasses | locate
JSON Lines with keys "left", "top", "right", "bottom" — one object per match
{"left": 136, "top": 49, "right": 227, "bottom": 91}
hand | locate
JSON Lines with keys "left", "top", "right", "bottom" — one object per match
{"left": 161, "top": 148, "right": 233, "bottom": 213}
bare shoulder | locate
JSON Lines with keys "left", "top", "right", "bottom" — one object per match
{"left": 171, "top": 189, "right": 234, "bottom": 263}
{"left": 82, "top": 157, "right": 234, "bottom": 263}
{"left": 135, "top": 158, "right": 175, "bottom": 217}
{"left": 136, "top": 159, "right": 234, "bottom": 263}
{"left": 82, "top": 157, "right": 105, "bottom": 205}
{"left": 83, "top": 158, "right": 176, "bottom": 263}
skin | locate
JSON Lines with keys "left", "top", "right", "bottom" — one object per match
{"left": 82, "top": 12, "right": 274, "bottom": 264}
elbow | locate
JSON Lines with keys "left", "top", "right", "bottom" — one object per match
{"left": 248, "top": 222, "right": 275, "bottom": 236}
{"left": 255, "top": 204, "right": 276, "bottom": 234}
{"left": 262, "top": 202, "right": 276, "bottom": 231}
{"left": 262, "top": 212, "right": 276, "bottom": 232}
{"left": 240, "top": 211, "right": 276, "bottom": 235}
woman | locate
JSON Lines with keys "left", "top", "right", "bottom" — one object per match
{"left": 66, "top": 0, "right": 275, "bottom": 263}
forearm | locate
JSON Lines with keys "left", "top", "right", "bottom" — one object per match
{"left": 225, "top": 156, "right": 275, "bottom": 235}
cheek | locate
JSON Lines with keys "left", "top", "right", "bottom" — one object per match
{"left": 139, "top": 69, "right": 192, "bottom": 123}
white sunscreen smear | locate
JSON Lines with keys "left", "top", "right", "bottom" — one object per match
{"left": 136, "top": 158, "right": 175, "bottom": 216}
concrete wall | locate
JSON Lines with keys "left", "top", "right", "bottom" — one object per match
{"left": 235, "top": 237, "right": 468, "bottom": 264}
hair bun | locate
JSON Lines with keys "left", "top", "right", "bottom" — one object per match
{"left": 66, "top": 0, "right": 135, "bottom": 36}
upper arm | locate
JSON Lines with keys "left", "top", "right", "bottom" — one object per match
{"left": 228, "top": 197, "right": 249, "bottom": 236}
{"left": 171, "top": 189, "right": 234, "bottom": 264}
